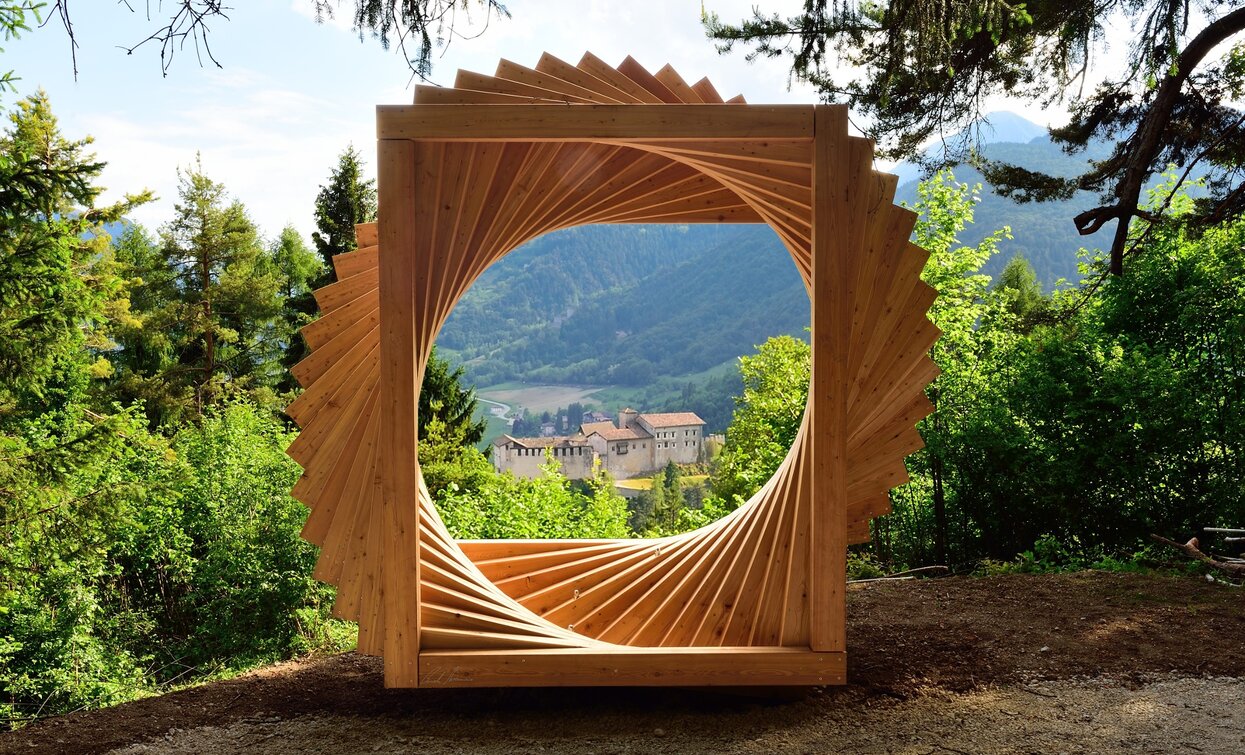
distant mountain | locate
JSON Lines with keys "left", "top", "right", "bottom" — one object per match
{"left": 888, "top": 111, "right": 1052, "bottom": 188}
{"left": 895, "top": 133, "right": 1118, "bottom": 287}
{"left": 886, "top": 111, "right": 1116, "bottom": 287}
{"left": 973, "top": 111, "right": 1050, "bottom": 145}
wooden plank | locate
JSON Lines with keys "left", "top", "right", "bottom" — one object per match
{"left": 577, "top": 52, "right": 664, "bottom": 103}
{"left": 616, "top": 56, "right": 681, "bottom": 102}
{"left": 809, "top": 105, "right": 855, "bottom": 653}
{"left": 454, "top": 69, "right": 593, "bottom": 103}
{"left": 377, "top": 138, "right": 423, "bottom": 687}
{"left": 420, "top": 648, "right": 845, "bottom": 687}
{"left": 781, "top": 431, "right": 812, "bottom": 646}
{"left": 462, "top": 540, "right": 638, "bottom": 561}
{"left": 414, "top": 84, "right": 561, "bottom": 105}
{"left": 332, "top": 245, "right": 378, "bottom": 279}
{"left": 535, "top": 52, "right": 638, "bottom": 103}
{"left": 299, "top": 294, "right": 377, "bottom": 352}
{"left": 291, "top": 314, "right": 376, "bottom": 387}
{"left": 691, "top": 77, "right": 724, "bottom": 103}
{"left": 376, "top": 104, "right": 815, "bottom": 141}
{"left": 496, "top": 58, "right": 613, "bottom": 103}
{"left": 313, "top": 267, "right": 377, "bottom": 313}
{"left": 421, "top": 628, "right": 586, "bottom": 651}
{"left": 655, "top": 63, "right": 703, "bottom": 103}
{"left": 355, "top": 223, "right": 378, "bottom": 248}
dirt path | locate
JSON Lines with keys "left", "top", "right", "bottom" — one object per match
{"left": 5, "top": 573, "right": 1242, "bottom": 754}
{"left": 101, "top": 676, "right": 1245, "bottom": 754}
{"left": 477, "top": 397, "right": 514, "bottom": 423}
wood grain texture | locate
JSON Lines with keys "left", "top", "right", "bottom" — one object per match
{"left": 420, "top": 647, "right": 845, "bottom": 687}
{"left": 286, "top": 54, "right": 938, "bottom": 688}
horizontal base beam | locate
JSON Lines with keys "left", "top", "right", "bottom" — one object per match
{"left": 413, "top": 647, "right": 845, "bottom": 688}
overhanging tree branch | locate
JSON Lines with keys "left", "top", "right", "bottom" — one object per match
{"left": 1099, "top": 7, "right": 1245, "bottom": 274}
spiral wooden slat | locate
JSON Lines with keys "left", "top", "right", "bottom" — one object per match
{"left": 287, "top": 53, "right": 938, "bottom": 688}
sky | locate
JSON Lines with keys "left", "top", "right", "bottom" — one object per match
{"left": 5, "top": 0, "right": 1069, "bottom": 241}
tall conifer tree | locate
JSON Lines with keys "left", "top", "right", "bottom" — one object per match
{"left": 311, "top": 145, "right": 376, "bottom": 282}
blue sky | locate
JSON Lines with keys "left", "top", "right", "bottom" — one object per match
{"left": 5, "top": 1, "right": 1063, "bottom": 241}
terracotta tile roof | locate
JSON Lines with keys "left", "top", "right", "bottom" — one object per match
{"left": 580, "top": 421, "right": 616, "bottom": 435}
{"left": 583, "top": 426, "right": 649, "bottom": 442}
{"left": 494, "top": 435, "right": 590, "bottom": 449}
{"left": 638, "top": 412, "right": 705, "bottom": 428}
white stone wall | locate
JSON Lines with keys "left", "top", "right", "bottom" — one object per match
{"left": 493, "top": 444, "right": 596, "bottom": 480}
{"left": 598, "top": 437, "right": 654, "bottom": 480}
{"left": 649, "top": 424, "right": 703, "bottom": 467}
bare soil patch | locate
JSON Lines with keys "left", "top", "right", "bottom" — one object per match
{"left": 4, "top": 572, "right": 1241, "bottom": 755}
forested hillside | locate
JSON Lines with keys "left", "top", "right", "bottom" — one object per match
{"left": 438, "top": 224, "right": 808, "bottom": 389}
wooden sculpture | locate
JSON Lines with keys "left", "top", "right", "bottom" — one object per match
{"left": 286, "top": 53, "right": 939, "bottom": 688}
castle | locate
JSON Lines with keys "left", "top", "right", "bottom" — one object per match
{"left": 491, "top": 408, "right": 705, "bottom": 481}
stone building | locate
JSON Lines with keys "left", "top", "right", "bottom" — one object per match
{"left": 491, "top": 408, "right": 705, "bottom": 481}
{"left": 489, "top": 435, "right": 596, "bottom": 480}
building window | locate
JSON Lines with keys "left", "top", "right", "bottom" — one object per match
{"left": 617, "top": 443, "right": 628, "bottom": 454}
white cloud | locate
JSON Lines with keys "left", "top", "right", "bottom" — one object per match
{"left": 83, "top": 64, "right": 375, "bottom": 242}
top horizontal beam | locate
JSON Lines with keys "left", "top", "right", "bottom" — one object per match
{"left": 376, "top": 104, "right": 815, "bottom": 141}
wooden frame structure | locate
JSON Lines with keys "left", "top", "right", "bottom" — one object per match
{"left": 287, "top": 53, "right": 939, "bottom": 688}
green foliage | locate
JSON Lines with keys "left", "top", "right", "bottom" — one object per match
{"left": 994, "top": 255, "right": 1046, "bottom": 326}
{"left": 629, "top": 460, "right": 700, "bottom": 536}
{"left": 976, "top": 536, "right": 1182, "bottom": 576}
{"left": 144, "top": 403, "right": 350, "bottom": 665}
{"left": 270, "top": 224, "right": 324, "bottom": 392}
{"left": 436, "top": 453, "right": 630, "bottom": 540}
{"left": 420, "top": 346, "right": 486, "bottom": 448}
{"left": 272, "top": 225, "right": 324, "bottom": 300}
{"left": 0, "top": 94, "right": 349, "bottom": 729}
{"left": 879, "top": 175, "right": 1245, "bottom": 569}
{"left": 0, "top": 90, "right": 150, "bottom": 414}
{"left": 105, "top": 157, "right": 293, "bottom": 427}
{"left": 0, "top": 402, "right": 352, "bottom": 728}
{"left": 418, "top": 413, "right": 494, "bottom": 502}
{"left": 710, "top": 334, "right": 810, "bottom": 506}
{"left": 846, "top": 552, "right": 887, "bottom": 580}
{"left": 0, "top": 3, "right": 42, "bottom": 93}
{"left": 311, "top": 144, "right": 376, "bottom": 280}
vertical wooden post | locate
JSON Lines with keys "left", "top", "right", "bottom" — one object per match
{"left": 377, "top": 138, "right": 422, "bottom": 687}
{"left": 809, "top": 105, "right": 851, "bottom": 652}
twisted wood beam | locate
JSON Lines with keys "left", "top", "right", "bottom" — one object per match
{"left": 286, "top": 52, "right": 939, "bottom": 688}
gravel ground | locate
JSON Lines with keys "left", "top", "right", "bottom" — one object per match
{"left": 5, "top": 572, "right": 1241, "bottom": 754}
{"left": 106, "top": 676, "right": 1245, "bottom": 754}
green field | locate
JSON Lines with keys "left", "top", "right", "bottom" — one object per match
{"left": 614, "top": 474, "right": 709, "bottom": 490}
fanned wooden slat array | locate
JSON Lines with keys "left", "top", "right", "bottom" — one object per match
{"left": 287, "top": 53, "right": 939, "bottom": 688}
